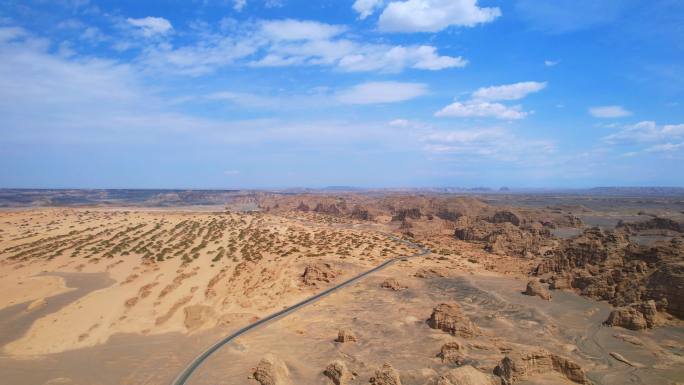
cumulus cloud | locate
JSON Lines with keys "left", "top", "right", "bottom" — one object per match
{"left": 436, "top": 81, "right": 546, "bottom": 120}
{"left": 336, "top": 81, "right": 427, "bottom": 104}
{"left": 353, "top": 0, "right": 385, "bottom": 19}
{"left": 127, "top": 17, "right": 173, "bottom": 37}
{"left": 472, "top": 81, "right": 547, "bottom": 101}
{"left": 378, "top": 0, "right": 501, "bottom": 33}
{"left": 544, "top": 59, "right": 559, "bottom": 66}
{"left": 589, "top": 105, "right": 632, "bottom": 118}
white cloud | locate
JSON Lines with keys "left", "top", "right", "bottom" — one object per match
{"left": 604, "top": 121, "right": 684, "bottom": 144}
{"left": 389, "top": 119, "right": 410, "bottom": 127}
{"left": 0, "top": 28, "right": 417, "bottom": 148}
{"left": 436, "top": 81, "right": 546, "bottom": 120}
{"left": 127, "top": 17, "right": 173, "bottom": 37}
{"left": 259, "top": 19, "right": 346, "bottom": 41}
{"left": 233, "top": 0, "right": 247, "bottom": 11}
{"left": 544, "top": 60, "right": 559, "bottom": 66}
{"left": 264, "top": 0, "right": 283, "bottom": 8}
{"left": 663, "top": 123, "right": 684, "bottom": 136}
{"left": 337, "top": 44, "right": 466, "bottom": 72}
{"left": 472, "top": 81, "right": 547, "bottom": 101}
{"left": 412, "top": 45, "right": 467, "bottom": 70}
{"left": 336, "top": 81, "right": 427, "bottom": 104}
{"left": 589, "top": 105, "right": 632, "bottom": 118}
{"left": 353, "top": 0, "right": 385, "bottom": 19}
{"left": 435, "top": 101, "right": 527, "bottom": 120}
{"left": 80, "top": 26, "right": 107, "bottom": 43}
{"left": 136, "top": 34, "right": 258, "bottom": 76}
{"left": 135, "top": 19, "right": 464, "bottom": 75}
{"left": 421, "top": 127, "right": 555, "bottom": 162}
{"left": 378, "top": 0, "right": 501, "bottom": 33}
{"left": 644, "top": 142, "right": 684, "bottom": 153}
{"left": 0, "top": 26, "right": 26, "bottom": 42}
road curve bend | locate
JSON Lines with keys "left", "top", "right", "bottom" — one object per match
{"left": 170, "top": 234, "right": 429, "bottom": 385}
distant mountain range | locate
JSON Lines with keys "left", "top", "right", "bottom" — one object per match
{"left": 0, "top": 187, "right": 682, "bottom": 208}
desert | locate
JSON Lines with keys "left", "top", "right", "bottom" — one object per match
{"left": 0, "top": 189, "right": 682, "bottom": 385}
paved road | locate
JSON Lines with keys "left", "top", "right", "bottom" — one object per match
{"left": 170, "top": 234, "right": 429, "bottom": 385}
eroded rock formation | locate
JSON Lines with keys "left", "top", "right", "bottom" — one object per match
{"left": 427, "top": 303, "right": 479, "bottom": 337}
{"left": 617, "top": 217, "right": 684, "bottom": 234}
{"left": 323, "top": 360, "right": 354, "bottom": 385}
{"left": 535, "top": 228, "right": 684, "bottom": 320}
{"left": 437, "top": 342, "right": 465, "bottom": 365}
{"left": 438, "top": 365, "right": 498, "bottom": 385}
{"left": 369, "top": 363, "right": 401, "bottom": 385}
{"left": 604, "top": 300, "right": 658, "bottom": 330}
{"left": 253, "top": 355, "right": 292, "bottom": 385}
{"left": 380, "top": 278, "right": 407, "bottom": 291}
{"left": 336, "top": 328, "right": 357, "bottom": 343}
{"left": 453, "top": 217, "right": 553, "bottom": 258}
{"left": 493, "top": 348, "right": 589, "bottom": 385}
{"left": 523, "top": 279, "right": 551, "bottom": 300}
{"left": 314, "top": 203, "right": 344, "bottom": 216}
{"left": 350, "top": 206, "right": 372, "bottom": 221}
{"left": 302, "top": 262, "right": 337, "bottom": 286}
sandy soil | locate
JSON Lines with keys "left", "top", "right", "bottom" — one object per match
{"left": 0, "top": 208, "right": 413, "bottom": 356}
{"left": 0, "top": 207, "right": 682, "bottom": 385}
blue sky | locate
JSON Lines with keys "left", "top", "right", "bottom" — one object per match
{"left": 0, "top": 0, "right": 682, "bottom": 188}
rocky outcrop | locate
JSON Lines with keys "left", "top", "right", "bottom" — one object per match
{"left": 493, "top": 348, "right": 589, "bottom": 385}
{"left": 380, "top": 278, "right": 407, "bottom": 291}
{"left": 454, "top": 217, "right": 552, "bottom": 258}
{"left": 336, "top": 328, "right": 357, "bottom": 343}
{"left": 547, "top": 274, "right": 572, "bottom": 290}
{"left": 438, "top": 366, "right": 498, "bottom": 385}
{"left": 324, "top": 360, "right": 354, "bottom": 385}
{"left": 609, "top": 352, "right": 643, "bottom": 368}
{"left": 535, "top": 228, "right": 684, "bottom": 318}
{"left": 646, "top": 260, "right": 684, "bottom": 318}
{"left": 523, "top": 280, "right": 551, "bottom": 300}
{"left": 488, "top": 211, "right": 522, "bottom": 226}
{"left": 604, "top": 300, "right": 658, "bottom": 330}
{"left": 314, "top": 203, "right": 343, "bottom": 216}
{"left": 350, "top": 206, "right": 372, "bottom": 221}
{"left": 436, "top": 209, "right": 462, "bottom": 222}
{"left": 253, "top": 355, "right": 292, "bottom": 385}
{"left": 369, "top": 363, "right": 402, "bottom": 385}
{"left": 302, "top": 262, "right": 337, "bottom": 286}
{"left": 414, "top": 267, "right": 449, "bottom": 279}
{"left": 617, "top": 217, "right": 684, "bottom": 233}
{"left": 437, "top": 342, "right": 465, "bottom": 365}
{"left": 427, "top": 303, "right": 479, "bottom": 337}
{"left": 534, "top": 227, "right": 630, "bottom": 276}
{"left": 296, "top": 202, "right": 310, "bottom": 212}
{"left": 392, "top": 208, "right": 422, "bottom": 222}
{"left": 535, "top": 229, "right": 684, "bottom": 320}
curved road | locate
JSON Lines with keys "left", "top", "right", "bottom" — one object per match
{"left": 170, "top": 234, "right": 429, "bottom": 385}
